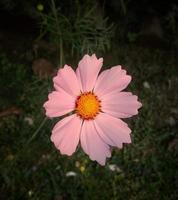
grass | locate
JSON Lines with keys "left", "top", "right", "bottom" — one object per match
{"left": 0, "top": 46, "right": 177, "bottom": 200}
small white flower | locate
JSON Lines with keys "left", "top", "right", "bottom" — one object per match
{"left": 66, "top": 171, "right": 77, "bottom": 177}
{"left": 108, "top": 164, "right": 122, "bottom": 172}
{"left": 166, "top": 116, "right": 176, "bottom": 126}
{"left": 28, "top": 190, "right": 33, "bottom": 196}
{"left": 143, "top": 81, "right": 150, "bottom": 89}
{"left": 133, "top": 159, "right": 139, "bottom": 162}
{"left": 32, "top": 166, "right": 38, "bottom": 171}
{"left": 24, "top": 117, "right": 34, "bottom": 126}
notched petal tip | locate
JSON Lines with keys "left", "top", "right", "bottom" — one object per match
{"left": 43, "top": 101, "right": 47, "bottom": 108}
{"left": 91, "top": 148, "right": 111, "bottom": 166}
{"left": 125, "top": 135, "right": 132, "bottom": 144}
{"left": 98, "top": 57, "right": 103, "bottom": 64}
{"left": 56, "top": 64, "right": 70, "bottom": 73}
{"left": 98, "top": 160, "right": 106, "bottom": 166}
{"left": 43, "top": 101, "right": 52, "bottom": 117}
{"left": 81, "top": 54, "right": 90, "bottom": 61}
{"left": 59, "top": 149, "right": 73, "bottom": 156}
{"left": 138, "top": 101, "right": 142, "bottom": 109}
{"left": 126, "top": 75, "right": 132, "bottom": 83}
{"left": 91, "top": 53, "right": 96, "bottom": 58}
{"left": 88, "top": 155, "right": 107, "bottom": 166}
{"left": 63, "top": 64, "right": 70, "bottom": 69}
{"left": 82, "top": 53, "right": 103, "bottom": 62}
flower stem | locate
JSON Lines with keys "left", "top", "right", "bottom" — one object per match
{"left": 51, "top": 0, "right": 63, "bottom": 67}
{"left": 27, "top": 117, "right": 48, "bottom": 144}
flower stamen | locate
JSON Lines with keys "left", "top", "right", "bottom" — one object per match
{"left": 75, "top": 92, "right": 101, "bottom": 120}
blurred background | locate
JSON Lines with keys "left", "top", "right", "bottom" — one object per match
{"left": 0, "top": 0, "right": 178, "bottom": 199}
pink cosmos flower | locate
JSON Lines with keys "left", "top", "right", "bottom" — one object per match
{"left": 43, "top": 54, "right": 142, "bottom": 165}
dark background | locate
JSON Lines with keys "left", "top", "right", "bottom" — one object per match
{"left": 0, "top": 0, "right": 178, "bottom": 200}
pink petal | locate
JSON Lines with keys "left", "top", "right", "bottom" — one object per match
{"left": 94, "top": 113, "right": 131, "bottom": 148}
{"left": 80, "top": 120, "right": 111, "bottom": 165}
{"left": 43, "top": 89, "right": 75, "bottom": 118}
{"left": 76, "top": 54, "right": 103, "bottom": 92}
{"left": 51, "top": 114, "right": 82, "bottom": 156}
{"left": 94, "top": 65, "right": 131, "bottom": 97}
{"left": 53, "top": 65, "right": 81, "bottom": 97}
{"left": 101, "top": 92, "right": 142, "bottom": 118}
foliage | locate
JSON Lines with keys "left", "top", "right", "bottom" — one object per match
{"left": 165, "top": 5, "right": 178, "bottom": 47}
{"left": 0, "top": 46, "right": 177, "bottom": 199}
{"left": 38, "top": 0, "right": 114, "bottom": 64}
{"left": 0, "top": 1, "right": 177, "bottom": 199}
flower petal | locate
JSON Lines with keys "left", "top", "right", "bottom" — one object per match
{"left": 101, "top": 92, "right": 142, "bottom": 118}
{"left": 51, "top": 114, "right": 82, "bottom": 156}
{"left": 76, "top": 54, "right": 103, "bottom": 92}
{"left": 80, "top": 120, "right": 111, "bottom": 165}
{"left": 43, "top": 89, "right": 75, "bottom": 118}
{"left": 94, "top": 113, "right": 131, "bottom": 148}
{"left": 94, "top": 65, "right": 131, "bottom": 97}
{"left": 53, "top": 65, "right": 81, "bottom": 97}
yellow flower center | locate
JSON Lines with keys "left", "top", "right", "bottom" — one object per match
{"left": 75, "top": 92, "right": 101, "bottom": 120}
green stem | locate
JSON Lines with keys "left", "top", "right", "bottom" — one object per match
{"left": 27, "top": 117, "right": 48, "bottom": 144}
{"left": 51, "top": 0, "right": 63, "bottom": 66}
{"left": 59, "top": 38, "right": 63, "bottom": 67}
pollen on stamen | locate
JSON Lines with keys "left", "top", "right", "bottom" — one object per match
{"left": 75, "top": 92, "right": 101, "bottom": 120}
